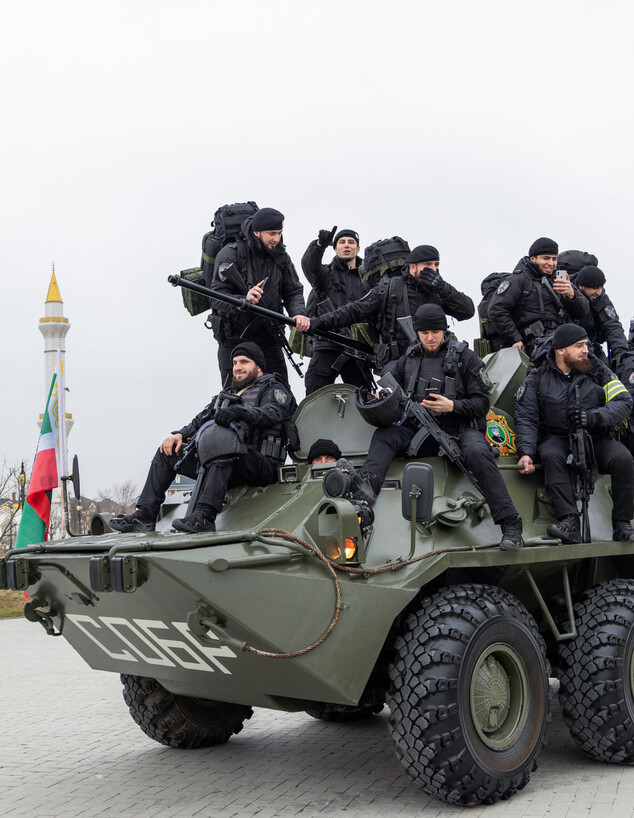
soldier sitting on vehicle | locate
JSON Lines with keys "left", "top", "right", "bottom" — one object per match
{"left": 109, "top": 342, "right": 296, "bottom": 535}
{"left": 570, "top": 264, "right": 629, "bottom": 363}
{"left": 321, "top": 304, "right": 525, "bottom": 551}
{"left": 515, "top": 324, "right": 634, "bottom": 545}
{"left": 305, "top": 244, "right": 474, "bottom": 372}
{"left": 487, "top": 237, "right": 588, "bottom": 357}
{"left": 301, "top": 226, "right": 372, "bottom": 395}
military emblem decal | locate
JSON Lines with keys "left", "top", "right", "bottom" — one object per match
{"left": 496, "top": 280, "right": 511, "bottom": 295}
{"left": 485, "top": 410, "right": 517, "bottom": 456}
{"left": 274, "top": 388, "right": 288, "bottom": 404}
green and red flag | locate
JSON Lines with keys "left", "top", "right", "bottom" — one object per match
{"left": 15, "top": 373, "right": 60, "bottom": 548}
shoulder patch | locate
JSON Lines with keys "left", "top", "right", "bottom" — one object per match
{"left": 478, "top": 367, "right": 492, "bottom": 391}
{"left": 516, "top": 384, "right": 526, "bottom": 401}
{"left": 496, "top": 280, "right": 511, "bottom": 295}
{"left": 629, "top": 372, "right": 634, "bottom": 385}
{"left": 217, "top": 262, "right": 232, "bottom": 283}
{"left": 605, "top": 305, "right": 617, "bottom": 319}
{"left": 274, "top": 388, "right": 288, "bottom": 405}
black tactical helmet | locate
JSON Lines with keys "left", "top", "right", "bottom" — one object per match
{"left": 355, "top": 385, "right": 405, "bottom": 428}
{"left": 196, "top": 423, "right": 244, "bottom": 467}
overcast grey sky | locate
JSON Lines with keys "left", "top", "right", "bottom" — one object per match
{"left": 2, "top": 0, "right": 633, "bottom": 497}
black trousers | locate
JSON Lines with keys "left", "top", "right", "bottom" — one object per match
{"left": 539, "top": 434, "right": 634, "bottom": 522}
{"left": 361, "top": 424, "right": 517, "bottom": 523}
{"left": 138, "top": 445, "right": 279, "bottom": 517}
{"left": 304, "top": 346, "right": 372, "bottom": 396}
{"left": 218, "top": 338, "right": 289, "bottom": 388}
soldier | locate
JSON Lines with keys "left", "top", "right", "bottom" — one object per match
{"left": 109, "top": 342, "right": 296, "bottom": 535}
{"left": 571, "top": 265, "right": 629, "bottom": 363}
{"left": 487, "top": 237, "right": 588, "bottom": 357}
{"left": 209, "top": 207, "right": 309, "bottom": 386}
{"left": 322, "top": 304, "right": 525, "bottom": 551}
{"left": 515, "top": 324, "right": 634, "bottom": 544}
{"left": 306, "top": 244, "right": 474, "bottom": 371}
{"left": 307, "top": 438, "right": 342, "bottom": 464}
{"left": 301, "top": 226, "right": 372, "bottom": 394}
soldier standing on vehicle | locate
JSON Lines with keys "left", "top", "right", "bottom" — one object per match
{"left": 305, "top": 244, "right": 474, "bottom": 371}
{"left": 487, "top": 237, "right": 588, "bottom": 357}
{"left": 301, "top": 226, "right": 372, "bottom": 395}
{"left": 210, "top": 207, "right": 309, "bottom": 387}
{"left": 109, "top": 342, "right": 296, "bottom": 535}
{"left": 515, "top": 324, "right": 634, "bottom": 545}
{"left": 322, "top": 304, "right": 525, "bottom": 551}
{"left": 569, "top": 265, "right": 629, "bottom": 363}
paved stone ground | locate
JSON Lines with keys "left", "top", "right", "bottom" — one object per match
{"left": 2, "top": 617, "right": 633, "bottom": 818}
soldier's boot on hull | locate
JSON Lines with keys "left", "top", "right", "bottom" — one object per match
{"left": 110, "top": 507, "right": 157, "bottom": 533}
{"left": 172, "top": 503, "right": 217, "bottom": 534}
{"left": 613, "top": 521, "right": 634, "bottom": 542}
{"left": 547, "top": 515, "right": 581, "bottom": 545}
{"left": 323, "top": 458, "right": 380, "bottom": 506}
{"left": 499, "top": 516, "right": 524, "bottom": 551}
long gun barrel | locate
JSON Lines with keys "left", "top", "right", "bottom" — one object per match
{"left": 168, "top": 274, "right": 373, "bottom": 355}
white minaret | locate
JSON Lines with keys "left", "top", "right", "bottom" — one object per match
{"left": 38, "top": 264, "right": 73, "bottom": 436}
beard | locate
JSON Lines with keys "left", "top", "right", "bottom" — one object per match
{"left": 231, "top": 373, "right": 258, "bottom": 389}
{"left": 569, "top": 357, "right": 592, "bottom": 374}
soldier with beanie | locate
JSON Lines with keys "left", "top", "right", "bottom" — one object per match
{"left": 323, "top": 304, "right": 525, "bottom": 551}
{"left": 210, "top": 207, "right": 309, "bottom": 387}
{"left": 487, "top": 237, "right": 588, "bottom": 357}
{"left": 570, "top": 265, "right": 629, "bottom": 363}
{"left": 305, "top": 243, "right": 474, "bottom": 371}
{"left": 110, "top": 342, "right": 296, "bottom": 535}
{"left": 515, "top": 324, "right": 634, "bottom": 544}
{"left": 301, "top": 225, "right": 372, "bottom": 394}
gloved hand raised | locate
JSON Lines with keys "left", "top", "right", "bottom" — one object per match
{"left": 317, "top": 225, "right": 337, "bottom": 248}
{"left": 214, "top": 406, "right": 247, "bottom": 427}
{"left": 419, "top": 267, "right": 444, "bottom": 292}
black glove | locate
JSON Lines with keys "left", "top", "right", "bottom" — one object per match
{"left": 317, "top": 225, "right": 337, "bottom": 248}
{"left": 568, "top": 407, "right": 595, "bottom": 428}
{"left": 214, "top": 406, "right": 246, "bottom": 427}
{"left": 419, "top": 267, "right": 444, "bottom": 292}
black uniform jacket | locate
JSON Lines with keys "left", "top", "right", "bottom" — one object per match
{"left": 301, "top": 241, "right": 367, "bottom": 349}
{"left": 211, "top": 217, "right": 306, "bottom": 342}
{"left": 487, "top": 257, "right": 588, "bottom": 346}
{"left": 176, "top": 374, "right": 296, "bottom": 450}
{"left": 391, "top": 337, "right": 491, "bottom": 437}
{"left": 568, "top": 279, "right": 628, "bottom": 361}
{"left": 515, "top": 352, "right": 632, "bottom": 459}
{"left": 311, "top": 271, "right": 474, "bottom": 357}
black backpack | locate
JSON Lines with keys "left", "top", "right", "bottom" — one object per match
{"left": 360, "top": 236, "right": 410, "bottom": 284}
{"left": 474, "top": 271, "right": 533, "bottom": 357}
{"left": 179, "top": 201, "right": 259, "bottom": 316}
{"left": 558, "top": 250, "right": 599, "bottom": 275}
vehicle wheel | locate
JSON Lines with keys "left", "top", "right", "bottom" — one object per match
{"left": 387, "top": 584, "right": 550, "bottom": 806}
{"left": 558, "top": 578, "right": 634, "bottom": 762}
{"left": 305, "top": 702, "right": 384, "bottom": 722}
{"left": 121, "top": 674, "right": 253, "bottom": 749}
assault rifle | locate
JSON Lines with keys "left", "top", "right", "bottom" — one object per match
{"left": 168, "top": 274, "right": 376, "bottom": 387}
{"left": 378, "top": 371, "right": 482, "bottom": 494}
{"left": 566, "top": 385, "right": 598, "bottom": 543}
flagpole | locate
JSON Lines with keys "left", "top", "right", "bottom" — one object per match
{"left": 57, "top": 350, "right": 68, "bottom": 537}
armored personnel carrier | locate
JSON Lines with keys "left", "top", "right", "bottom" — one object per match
{"left": 3, "top": 347, "right": 634, "bottom": 806}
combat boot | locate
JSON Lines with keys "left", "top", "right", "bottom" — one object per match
{"left": 547, "top": 515, "right": 581, "bottom": 545}
{"left": 613, "top": 521, "right": 634, "bottom": 542}
{"left": 109, "top": 508, "right": 156, "bottom": 533}
{"left": 172, "top": 504, "right": 216, "bottom": 534}
{"left": 499, "top": 516, "right": 524, "bottom": 551}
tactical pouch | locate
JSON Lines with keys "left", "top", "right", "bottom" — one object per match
{"left": 180, "top": 268, "right": 210, "bottom": 316}
{"left": 289, "top": 328, "right": 313, "bottom": 357}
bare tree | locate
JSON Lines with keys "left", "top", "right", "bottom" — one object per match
{"left": 95, "top": 479, "right": 138, "bottom": 516}
{"left": 0, "top": 459, "right": 29, "bottom": 552}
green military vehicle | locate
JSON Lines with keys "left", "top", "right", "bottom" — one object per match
{"left": 3, "top": 346, "right": 634, "bottom": 807}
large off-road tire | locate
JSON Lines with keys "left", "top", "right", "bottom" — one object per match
{"left": 121, "top": 674, "right": 253, "bottom": 749}
{"left": 558, "top": 578, "right": 634, "bottom": 762}
{"left": 305, "top": 702, "right": 384, "bottom": 722}
{"left": 387, "top": 584, "right": 550, "bottom": 806}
